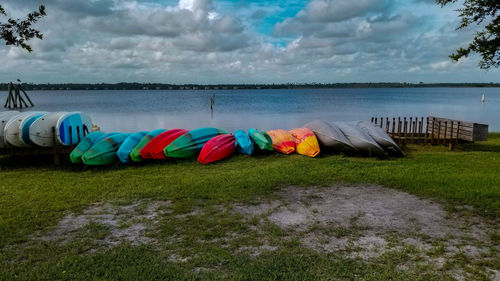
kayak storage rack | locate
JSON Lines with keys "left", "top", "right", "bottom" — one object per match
{"left": 0, "top": 125, "right": 90, "bottom": 165}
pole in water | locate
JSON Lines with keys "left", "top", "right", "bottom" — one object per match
{"left": 481, "top": 94, "right": 485, "bottom": 103}
{"left": 210, "top": 94, "right": 215, "bottom": 120}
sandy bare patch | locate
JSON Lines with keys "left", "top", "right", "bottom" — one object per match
{"left": 36, "top": 200, "right": 171, "bottom": 247}
{"left": 265, "top": 186, "right": 460, "bottom": 237}
{"left": 234, "top": 185, "right": 499, "bottom": 278}
{"left": 236, "top": 244, "right": 278, "bottom": 257}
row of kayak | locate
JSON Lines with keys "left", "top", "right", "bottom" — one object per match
{"left": 0, "top": 111, "right": 92, "bottom": 148}
{"left": 70, "top": 120, "right": 403, "bottom": 165}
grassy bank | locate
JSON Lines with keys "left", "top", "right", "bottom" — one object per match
{"left": 0, "top": 134, "right": 499, "bottom": 280}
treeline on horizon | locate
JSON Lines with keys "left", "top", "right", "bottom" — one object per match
{"left": 0, "top": 82, "right": 499, "bottom": 91}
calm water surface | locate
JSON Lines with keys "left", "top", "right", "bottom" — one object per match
{"left": 22, "top": 88, "right": 500, "bottom": 132}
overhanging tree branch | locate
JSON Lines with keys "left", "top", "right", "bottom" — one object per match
{"left": 437, "top": 0, "right": 500, "bottom": 69}
{"left": 0, "top": 5, "right": 46, "bottom": 52}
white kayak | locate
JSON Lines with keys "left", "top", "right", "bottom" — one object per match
{"left": 353, "top": 121, "right": 404, "bottom": 157}
{"left": 4, "top": 111, "right": 48, "bottom": 147}
{"left": 303, "top": 119, "right": 356, "bottom": 152}
{"left": 334, "top": 121, "right": 387, "bottom": 157}
{"left": 29, "top": 112, "right": 69, "bottom": 147}
{"left": 0, "top": 111, "right": 20, "bottom": 148}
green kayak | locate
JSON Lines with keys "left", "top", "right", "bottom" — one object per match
{"left": 69, "top": 131, "right": 106, "bottom": 164}
{"left": 164, "top": 127, "right": 228, "bottom": 158}
{"left": 248, "top": 128, "right": 274, "bottom": 151}
{"left": 129, "top": 129, "right": 166, "bottom": 162}
{"left": 81, "top": 133, "right": 132, "bottom": 165}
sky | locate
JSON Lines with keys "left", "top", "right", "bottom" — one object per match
{"left": 0, "top": 0, "right": 498, "bottom": 84}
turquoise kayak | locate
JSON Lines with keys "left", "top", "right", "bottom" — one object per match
{"left": 116, "top": 131, "right": 148, "bottom": 163}
{"left": 235, "top": 129, "right": 254, "bottom": 155}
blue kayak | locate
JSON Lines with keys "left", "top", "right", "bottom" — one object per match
{"left": 116, "top": 131, "right": 148, "bottom": 163}
{"left": 234, "top": 129, "right": 254, "bottom": 155}
{"left": 95, "top": 132, "right": 120, "bottom": 144}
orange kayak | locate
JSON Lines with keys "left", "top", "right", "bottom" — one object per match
{"left": 289, "top": 128, "right": 320, "bottom": 157}
{"left": 266, "top": 129, "right": 295, "bottom": 154}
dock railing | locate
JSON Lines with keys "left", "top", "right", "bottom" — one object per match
{"left": 370, "top": 116, "right": 488, "bottom": 151}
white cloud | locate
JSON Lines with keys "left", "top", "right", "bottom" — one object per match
{"left": 0, "top": 0, "right": 498, "bottom": 83}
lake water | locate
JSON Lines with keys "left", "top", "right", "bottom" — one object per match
{"left": 19, "top": 88, "right": 500, "bottom": 132}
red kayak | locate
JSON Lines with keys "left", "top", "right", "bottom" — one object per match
{"left": 198, "top": 134, "right": 235, "bottom": 164}
{"left": 140, "top": 129, "right": 189, "bottom": 160}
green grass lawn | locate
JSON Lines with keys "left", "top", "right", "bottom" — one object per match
{"left": 0, "top": 134, "right": 499, "bottom": 280}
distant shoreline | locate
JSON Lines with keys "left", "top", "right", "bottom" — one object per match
{"left": 1, "top": 82, "right": 500, "bottom": 91}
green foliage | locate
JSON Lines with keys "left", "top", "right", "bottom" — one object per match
{"left": 0, "top": 134, "right": 499, "bottom": 248}
{"left": 0, "top": 135, "right": 499, "bottom": 280}
{"left": 437, "top": 0, "right": 500, "bottom": 69}
{"left": 0, "top": 5, "right": 46, "bottom": 52}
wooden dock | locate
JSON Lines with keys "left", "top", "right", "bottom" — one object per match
{"left": 370, "top": 116, "right": 488, "bottom": 150}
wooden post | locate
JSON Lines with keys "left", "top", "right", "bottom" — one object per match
{"left": 391, "top": 118, "right": 396, "bottom": 137}
{"left": 411, "top": 117, "right": 414, "bottom": 143}
{"left": 449, "top": 121, "right": 454, "bottom": 151}
{"left": 15, "top": 87, "right": 21, "bottom": 109}
{"left": 20, "top": 87, "right": 34, "bottom": 107}
{"left": 411, "top": 117, "right": 415, "bottom": 144}
{"left": 419, "top": 117, "right": 424, "bottom": 143}
{"left": 413, "top": 118, "right": 417, "bottom": 143}
{"left": 83, "top": 125, "right": 89, "bottom": 136}
{"left": 69, "top": 126, "right": 73, "bottom": 150}
{"left": 11, "top": 84, "right": 18, "bottom": 109}
{"left": 444, "top": 121, "right": 448, "bottom": 145}
{"left": 403, "top": 118, "right": 408, "bottom": 147}
{"left": 409, "top": 117, "right": 413, "bottom": 144}
{"left": 415, "top": 119, "right": 419, "bottom": 143}
{"left": 4, "top": 83, "right": 12, "bottom": 108}
{"left": 385, "top": 117, "right": 390, "bottom": 133}
{"left": 456, "top": 122, "right": 461, "bottom": 144}
{"left": 380, "top": 117, "right": 383, "bottom": 128}
{"left": 413, "top": 119, "right": 417, "bottom": 144}
{"left": 76, "top": 126, "right": 80, "bottom": 146}
{"left": 430, "top": 118, "right": 435, "bottom": 144}
{"left": 15, "top": 86, "right": 29, "bottom": 108}
{"left": 437, "top": 121, "right": 442, "bottom": 144}
{"left": 398, "top": 118, "right": 402, "bottom": 146}
{"left": 371, "top": 117, "right": 374, "bottom": 123}
{"left": 424, "top": 117, "right": 429, "bottom": 144}
{"left": 414, "top": 118, "right": 418, "bottom": 144}
{"left": 52, "top": 127, "right": 60, "bottom": 165}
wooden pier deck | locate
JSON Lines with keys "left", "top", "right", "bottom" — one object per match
{"left": 371, "top": 116, "right": 488, "bottom": 150}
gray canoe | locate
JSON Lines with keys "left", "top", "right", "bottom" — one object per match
{"left": 353, "top": 121, "right": 404, "bottom": 157}
{"left": 303, "top": 120, "right": 356, "bottom": 152}
{"left": 334, "top": 121, "right": 387, "bottom": 157}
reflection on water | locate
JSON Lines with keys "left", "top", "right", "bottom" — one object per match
{"left": 18, "top": 88, "right": 500, "bottom": 132}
